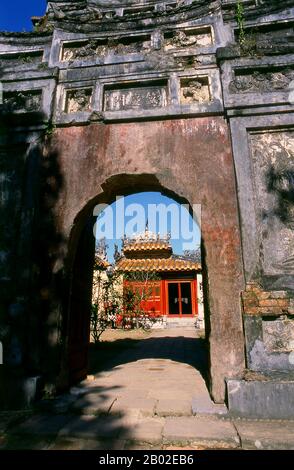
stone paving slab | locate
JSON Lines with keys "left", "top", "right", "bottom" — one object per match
{"left": 58, "top": 415, "right": 129, "bottom": 440}
{"left": 48, "top": 437, "right": 126, "bottom": 450}
{"left": 5, "top": 416, "right": 294, "bottom": 450}
{"left": 156, "top": 399, "right": 192, "bottom": 417}
{"left": 71, "top": 393, "right": 117, "bottom": 415}
{"left": 109, "top": 379, "right": 162, "bottom": 390}
{"left": 118, "top": 418, "right": 164, "bottom": 444}
{"left": 234, "top": 419, "right": 294, "bottom": 450}
{"left": 10, "top": 414, "right": 73, "bottom": 437}
{"left": 124, "top": 442, "right": 162, "bottom": 450}
{"left": 110, "top": 397, "right": 157, "bottom": 417}
{"left": 115, "top": 389, "right": 149, "bottom": 399}
{"left": 0, "top": 412, "right": 31, "bottom": 435}
{"left": 163, "top": 416, "right": 240, "bottom": 448}
{"left": 0, "top": 434, "right": 54, "bottom": 450}
{"left": 192, "top": 395, "right": 228, "bottom": 416}
{"left": 148, "top": 390, "right": 194, "bottom": 401}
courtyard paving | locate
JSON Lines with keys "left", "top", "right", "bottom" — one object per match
{"left": 1, "top": 328, "right": 294, "bottom": 450}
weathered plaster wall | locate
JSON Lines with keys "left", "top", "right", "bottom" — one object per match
{"left": 48, "top": 116, "right": 245, "bottom": 402}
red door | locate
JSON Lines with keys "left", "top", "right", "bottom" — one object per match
{"left": 166, "top": 280, "right": 197, "bottom": 316}
{"left": 141, "top": 281, "right": 162, "bottom": 317}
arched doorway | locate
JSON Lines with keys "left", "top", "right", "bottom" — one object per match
{"left": 61, "top": 172, "right": 245, "bottom": 403}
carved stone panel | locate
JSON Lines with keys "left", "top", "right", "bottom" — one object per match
{"left": 250, "top": 131, "right": 294, "bottom": 275}
{"left": 175, "top": 55, "right": 200, "bottom": 69}
{"left": 3, "top": 91, "right": 42, "bottom": 113}
{"left": 104, "top": 83, "right": 168, "bottom": 112}
{"left": 229, "top": 68, "right": 294, "bottom": 94}
{"left": 65, "top": 88, "right": 93, "bottom": 113}
{"left": 180, "top": 78, "right": 210, "bottom": 104}
{"left": 263, "top": 318, "right": 294, "bottom": 353}
{"left": 62, "top": 36, "right": 151, "bottom": 62}
{"left": 164, "top": 27, "right": 213, "bottom": 51}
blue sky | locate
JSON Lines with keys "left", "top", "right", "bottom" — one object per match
{"left": 1, "top": 1, "right": 47, "bottom": 32}
{"left": 95, "top": 192, "right": 201, "bottom": 263}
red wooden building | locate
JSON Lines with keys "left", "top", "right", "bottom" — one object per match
{"left": 116, "top": 231, "right": 201, "bottom": 320}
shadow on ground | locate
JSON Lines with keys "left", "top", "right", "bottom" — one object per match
{"left": 0, "top": 331, "right": 210, "bottom": 450}
{"left": 88, "top": 333, "right": 209, "bottom": 383}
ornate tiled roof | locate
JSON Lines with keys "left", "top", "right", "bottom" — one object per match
{"left": 116, "top": 257, "right": 201, "bottom": 272}
{"left": 117, "top": 229, "right": 201, "bottom": 271}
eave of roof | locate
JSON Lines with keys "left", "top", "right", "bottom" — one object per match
{"left": 116, "top": 257, "right": 201, "bottom": 272}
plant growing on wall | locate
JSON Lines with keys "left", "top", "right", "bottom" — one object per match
{"left": 236, "top": 1, "right": 257, "bottom": 56}
{"left": 44, "top": 121, "right": 56, "bottom": 139}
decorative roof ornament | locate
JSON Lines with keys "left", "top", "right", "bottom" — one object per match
{"left": 126, "top": 229, "right": 171, "bottom": 244}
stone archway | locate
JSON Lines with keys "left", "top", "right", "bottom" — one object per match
{"left": 50, "top": 115, "right": 246, "bottom": 403}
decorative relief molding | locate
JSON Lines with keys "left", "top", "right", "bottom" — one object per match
{"left": 263, "top": 318, "right": 294, "bottom": 354}
{"left": 180, "top": 78, "right": 211, "bottom": 104}
{"left": 0, "top": 51, "right": 43, "bottom": 68}
{"left": 48, "top": 3, "right": 116, "bottom": 23}
{"left": 103, "top": 82, "right": 168, "bottom": 112}
{"left": 174, "top": 55, "right": 201, "bottom": 69}
{"left": 3, "top": 91, "right": 42, "bottom": 113}
{"left": 164, "top": 27, "right": 213, "bottom": 51}
{"left": 47, "top": 0, "right": 210, "bottom": 29}
{"left": 62, "top": 36, "right": 151, "bottom": 62}
{"left": 229, "top": 68, "right": 294, "bottom": 94}
{"left": 65, "top": 88, "right": 93, "bottom": 113}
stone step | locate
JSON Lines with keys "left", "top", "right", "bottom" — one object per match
{"left": 165, "top": 318, "right": 197, "bottom": 328}
{"left": 162, "top": 416, "right": 240, "bottom": 448}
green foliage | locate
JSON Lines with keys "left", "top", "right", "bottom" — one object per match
{"left": 33, "top": 15, "right": 54, "bottom": 34}
{"left": 240, "top": 31, "right": 257, "bottom": 56}
{"left": 91, "top": 269, "right": 122, "bottom": 343}
{"left": 18, "top": 55, "right": 34, "bottom": 64}
{"left": 91, "top": 302, "right": 110, "bottom": 343}
{"left": 236, "top": 1, "right": 257, "bottom": 56}
{"left": 38, "top": 62, "right": 49, "bottom": 70}
{"left": 236, "top": 0, "right": 245, "bottom": 46}
{"left": 45, "top": 122, "right": 56, "bottom": 138}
